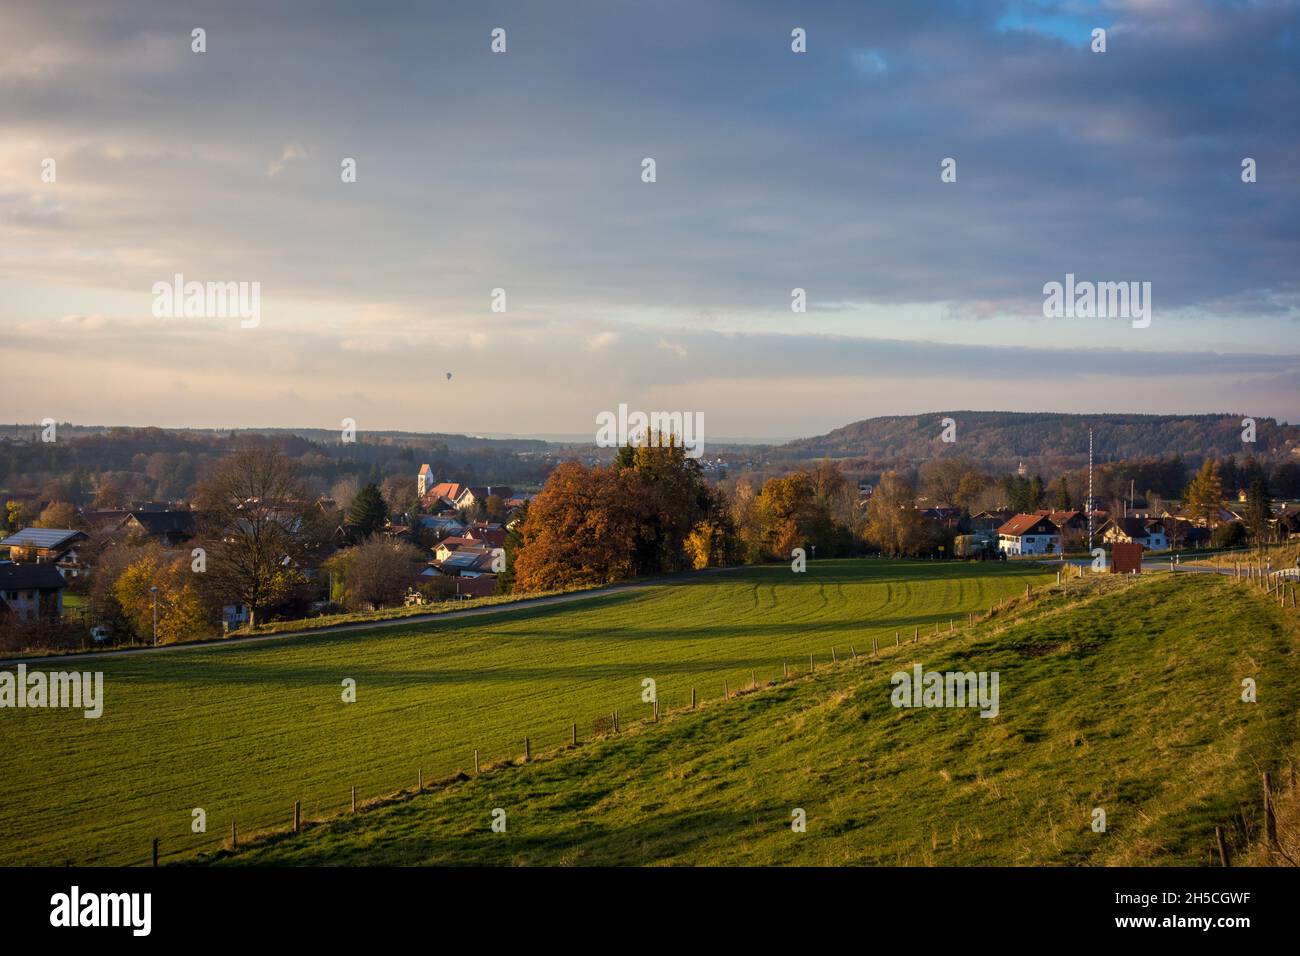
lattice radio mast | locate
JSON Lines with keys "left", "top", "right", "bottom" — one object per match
{"left": 1087, "top": 428, "right": 1094, "bottom": 550}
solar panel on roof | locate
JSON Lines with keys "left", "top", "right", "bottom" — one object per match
{"left": 0, "top": 528, "right": 82, "bottom": 548}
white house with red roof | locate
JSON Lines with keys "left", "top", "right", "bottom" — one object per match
{"left": 996, "top": 514, "right": 1061, "bottom": 556}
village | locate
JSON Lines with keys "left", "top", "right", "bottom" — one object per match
{"left": 3, "top": 445, "right": 1298, "bottom": 651}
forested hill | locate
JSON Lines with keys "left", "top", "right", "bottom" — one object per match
{"left": 781, "top": 412, "right": 1300, "bottom": 464}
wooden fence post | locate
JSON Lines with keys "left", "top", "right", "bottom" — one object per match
{"left": 750, "top": 669, "right": 756, "bottom": 689}
{"left": 231, "top": 820, "right": 237, "bottom": 850}
{"left": 783, "top": 661, "right": 788, "bottom": 679}
{"left": 524, "top": 737, "right": 530, "bottom": 762}
{"left": 1215, "top": 826, "right": 1230, "bottom": 867}
{"left": 692, "top": 686, "right": 697, "bottom": 708}
{"left": 809, "top": 655, "right": 814, "bottom": 674}
{"left": 152, "top": 838, "right": 158, "bottom": 867}
{"left": 724, "top": 679, "right": 729, "bottom": 698}
{"left": 613, "top": 710, "right": 619, "bottom": 732}
{"left": 850, "top": 645, "right": 857, "bottom": 659}
{"left": 474, "top": 748, "right": 480, "bottom": 773}
{"left": 294, "top": 800, "right": 301, "bottom": 833}
{"left": 1264, "top": 772, "right": 1278, "bottom": 852}
{"left": 351, "top": 785, "right": 357, "bottom": 813}
{"left": 831, "top": 647, "right": 837, "bottom": 662}
{"left": 572, "top": 721, "right": 578, "bottom": 746}
{"left": 895, "top": 631, "right": 899, "bottom": 646}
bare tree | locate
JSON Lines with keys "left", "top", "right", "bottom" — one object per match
{"left": 328, "top": 537, "right": 424, "bottom": 610}
{"left": 194, "top": 440, "right": 329, "bottom": 628}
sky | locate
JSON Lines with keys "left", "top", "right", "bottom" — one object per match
{"left": 1, "top": 0, "right": 1298, "bottom": 440}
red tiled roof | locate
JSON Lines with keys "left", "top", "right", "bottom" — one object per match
{"left": 996, "top": 514, "right": 1058, "bottom": 537}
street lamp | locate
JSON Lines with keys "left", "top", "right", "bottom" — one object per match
{"left": 150, "top": 586, "right": 159, "bottom": 646}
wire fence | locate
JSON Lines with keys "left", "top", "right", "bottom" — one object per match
{"left": 136, "top": 608, "right": 1022, "bottom": 867}
{"left": 67, "top": 566, "right": 1298, "bottom": 868}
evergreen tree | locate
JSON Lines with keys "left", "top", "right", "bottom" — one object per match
{"left": 1050, "top": 476, "right": 1071, "bottom": 511}
{"left": 1028, "top": 474, "right": 1045, "bottom": 510}
{"left": 346, "top": 483, "right": 389, "bottom": 539}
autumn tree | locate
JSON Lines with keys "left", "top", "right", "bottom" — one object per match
{"left": 513, "top": 438, "right": 732, "bottom": 592}
{"left": 1184, "top": 459, "right": 1224, "bottom": 527}
{"left": 92, "top": 481, "right": 129, "bottom": 509}
{"left": 326, "top": 536, "right": 424, "bottom": 610}
{"left": 3, "top": 500, "right": 28, "bottom": 533}
{"left": 35, "top": 501, "right": 78, "bottom": 529}
{"left": 113, "top": 548, "right": 212, "bottom": 644}
{"left": 512, "top": 461, "right": 643, "bottom": 591}
{"left": 379, "top": 474, "right": 417, "bottom": 516}
{"left": 865, "top": 472, "right": 922, "bottom": 557}
{"left": 918, "top": 458, "right": 969, "bottom": 508}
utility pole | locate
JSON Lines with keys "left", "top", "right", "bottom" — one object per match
{"left": 150, "top": 586, "right": 159, "bottom": 646}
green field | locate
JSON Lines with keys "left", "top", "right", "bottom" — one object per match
{"left": 214, "top": 573, "right": 1300, "bottom": 867}
{"left": 0, "top": 559, "right": 1051, "bottom": 866}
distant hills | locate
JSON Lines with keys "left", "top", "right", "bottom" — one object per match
{"left": 778, "top": 411, "right": 1300, "bottom": 465}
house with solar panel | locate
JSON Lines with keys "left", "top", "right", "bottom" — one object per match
{"left": 0, "top": 527, "right": 90, "bottom": 578}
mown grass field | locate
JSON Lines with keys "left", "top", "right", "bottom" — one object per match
{"left": 0, "top": 559, "right": 1050, "bottom": 865}
{"left": 214, "top": 573, "right": 1300, "bottom": 867}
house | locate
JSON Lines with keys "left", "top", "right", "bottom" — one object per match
{"left": 81, "top": 509, "right": 133, "bottom": 531}
{"left": 415, "top": 515, "right": 466, "bottom": 537}
{"left": 970, "top": 510, "right": 1013, "bottom": 534}
{"left": 433, "top": 536, "right": 491, "bottom": 563}
{"left": 454, "top": 486, "right": 514, "bottom": 512}
{"left": 0, "top": 561, "right": 68, "bottom": 620}
{"left": 420, "top": 480, "right": 469, "bottom": 512}
{"left": 117, "top": 510, "right": 197, "bottom": 547}
{"left": 1270, "top": 504, "right": 1300, "bottom": 540}
{"left": 1035, "top": 509, "right": 1088, "bottom": 532}
{"left": 920, "top": 507, "right": 964, "bottom": 528}
{"left": 432, "top": 549, "right": 500, "bottom": 576}
{"left": 996, "top": 514, "right": 1061, "bottom": 556}
{"left": 1098, "top": 517, "right": 1169, "bottom": 552}
{"left": 1163, "top": 517, "right": 1211, "bottom": 549}
{"left": 0, "top": 528, "right": 90, "bottom": 576}
{"left": 462, "top": 522, "right": 507, "bottom": 549}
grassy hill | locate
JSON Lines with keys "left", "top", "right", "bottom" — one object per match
{"left": 0, "top": 559, "right": 1049, "bottom": 866}
{"left": 208, "top": 573, "right": 1300, "bottom": 867}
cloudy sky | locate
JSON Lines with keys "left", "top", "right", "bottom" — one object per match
{"left": 2, "top": 0, "right": 1297, "bottom": 439}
